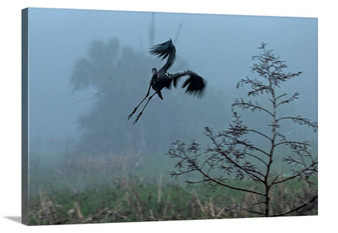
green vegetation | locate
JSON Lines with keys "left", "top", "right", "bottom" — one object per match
{"left": 28, "top": 154, "right": 317, "bottom": 225}
{"left": 28, "top": 174, "right": 317, "bottom": 225}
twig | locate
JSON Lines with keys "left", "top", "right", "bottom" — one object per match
{"left": 272, "top": 195, "right": 318, "bottom": 217}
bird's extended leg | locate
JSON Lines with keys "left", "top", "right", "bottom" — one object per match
{"left": 133, "top": 91, "right": 157, "bottom": 124}
{"left": 128, "top": 83, "right": 151, "bottom": 120}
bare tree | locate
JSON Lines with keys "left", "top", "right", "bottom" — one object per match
{"left": 167, "top": 43, "right": 318, "bottom": 217}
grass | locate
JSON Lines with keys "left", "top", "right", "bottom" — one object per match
{"left": 29, "top": 176, "right": 238, "bottom": 225}
{"left": 27, "top": 153, "right": 317, "bottom": 225}
{"left": 28, "top": 174, "right": 317, "bottom": 225}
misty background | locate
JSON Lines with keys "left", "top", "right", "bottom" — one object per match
{"left": 27, "top": 8, "right": 317, "bottom": 194}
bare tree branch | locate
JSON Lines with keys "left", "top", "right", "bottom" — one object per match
{"left": 233, "top": 99, "right": 274, "bottom": 117}
{"left": 245, "top": 128, "right": 272, "bottom": 142}
{"left": 272, "top": 160, "right": 318, "bottom": 186}
{"left": 271, "top": 195, "right": 318, "bottom": 217}
{"left": 276, "top": 92, "right": 299, "bottom": 107}
{"left": 194, "top": 165, "right": 265, "bottom": 197}
{"left": 167, "top": 43, "right": 317, "bottom": 217}
{"left": 245, "top": 152, "right": 268, "bottom": 167}
{"left": 241, "top": 207, "right": 266, "bottom": 216}
{"left": 277, "top": 116, "right": 318, "bottom": 131}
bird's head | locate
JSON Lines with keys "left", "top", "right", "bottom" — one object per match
{"left": 152, "top": 68, "right": 157, "bottom": 75}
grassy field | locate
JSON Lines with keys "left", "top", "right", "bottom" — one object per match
{"left": 28, "top": 153, "right": 317, "bottom": 225}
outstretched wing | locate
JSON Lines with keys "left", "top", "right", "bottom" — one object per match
{"left": 149, "top": 39, "right": 176, "bottom": 73}
{"left": 170, "top": 70, "right": 207, "bottom": 97}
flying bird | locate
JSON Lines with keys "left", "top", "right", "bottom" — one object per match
{"left": 128, "top": 39, "right": 207, "bottom": 124}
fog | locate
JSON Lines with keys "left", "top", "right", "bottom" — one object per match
{"left": 26, "top": 8, "right": 317, "bottom": 194}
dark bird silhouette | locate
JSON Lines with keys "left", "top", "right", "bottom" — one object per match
{"left": 128, "top": 39, "right": 207, "bottom": 124}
